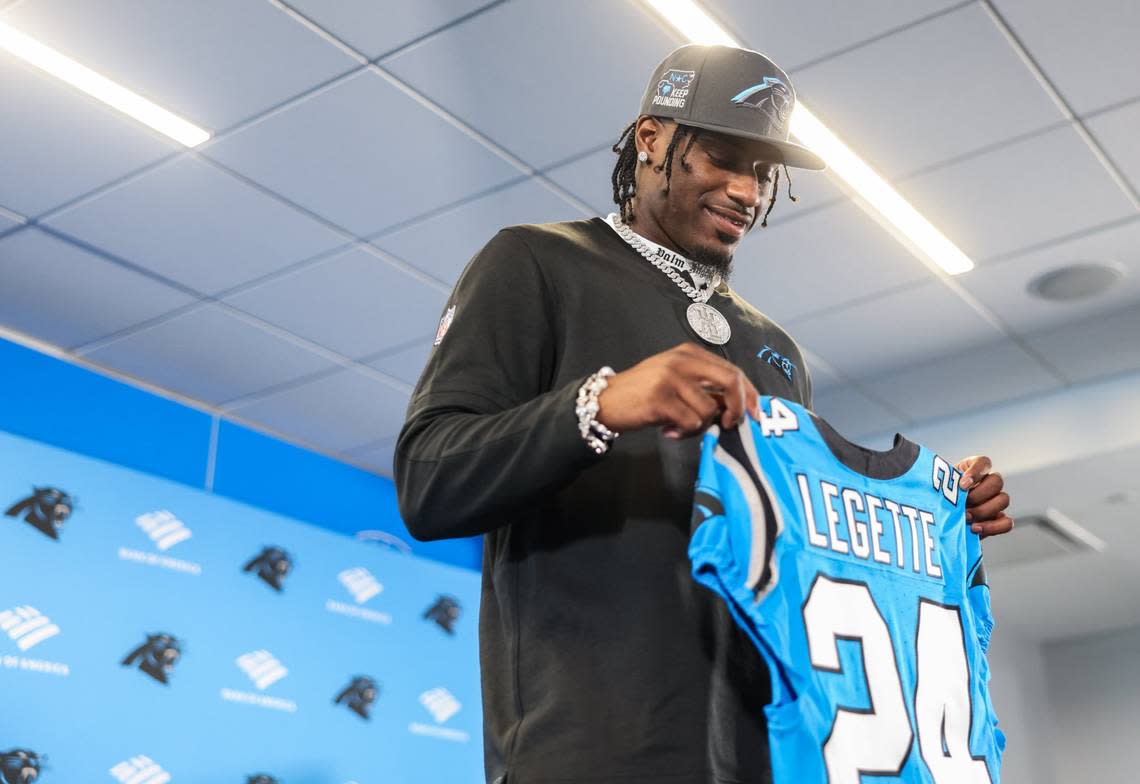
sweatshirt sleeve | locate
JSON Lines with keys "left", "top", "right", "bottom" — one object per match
{"left": 394, "top": 228, "right": 603, "bottom": 541}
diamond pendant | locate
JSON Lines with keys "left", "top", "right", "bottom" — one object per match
{"left": 687, "top": 302, "right": 731, "bottom": 345}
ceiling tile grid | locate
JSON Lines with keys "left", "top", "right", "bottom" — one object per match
{"left": 39, "top": 155, "right": 350, "bottom": 296}
{"left": 989, "top": 0, "right": 1140, "bottom": 116}
{"left": 809, "top": 384, "right": 910, "bottom": 444}
{"left": 380, "top": 0, "right": 681, "bottom": 169}
{"left": 285, "top": 0, "right": 496, "bottom": 61}
{"left": 1022, "top": 301, "right": 1140, "bottom": 385}
{"left": 729, "top": 199, "right": 934, "bottom": 324}
{"left": 857, "top": 336, "right": 1063, "bottom": 424}
{"left": 78, "top": 304, "right": 340, "bottom": 405}
{"left": 896, "top": 123, "right": 1138, "bottom": 262}
{"left": 225, "top": 366, "right": 411, "bottom": 454}
{"left": 1, "top": 0, "right": 360, "bottom": 131}
{"left": 372, "top": 177, "right": 585, "bottom": 285}
{"left": 222, "top": 245, "right": 448, "bottom": 360}
{"left": 0, "top": 227, "right": 196, "bottom": 348}
{"left": 1086, "top": 98, "right": 1140, "bottom": 199}
{"left": 202, "top": 69, "right": 526, "bottom": 238}
{"left": 702, "top": 0, "right": 964, "bottom": 72}
{"left": 787, "top": 278, "right": 1007, "bottom": 379}
{"left": 365, "top": 341, "right": 435, "bottom": 388}
{"left": 789, "top": 3, "right": 1066, "bottom": 179}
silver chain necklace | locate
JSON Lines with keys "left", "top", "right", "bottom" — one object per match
{"left": 608, "top": 214, "right": 718, "bottom": 303}
{"left": 607, "top": 213, "right": 732, "bottom": 345}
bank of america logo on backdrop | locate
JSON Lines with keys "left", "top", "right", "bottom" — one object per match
{"left": 420, "top": 687, "right": 462, "bottom": 723}
{"left": 0, "top": 606, "right": 60, "bottom": 651}
{"left": 109, "top": 755, "right": 171, "bottom": 784}
{"left": 409, "top": 687, "right": 468, "bottom": 742}
{"left": 338, "top": 567, "right": 383, "bottom": 604}
{"left": 236, "top": 650, "right": 288, "bottom": 690}
{"left": 135, "top": 510, "right": 192, "bottom": 551}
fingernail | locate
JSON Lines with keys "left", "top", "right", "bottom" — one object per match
{"left": 971, "top": 524, "right": 982, "bottom": 533}
{"left": 965, "top": 512, "right": 973, "bottom": 521}
{"left": 960, "top": 476, "right": 974, "bottom": 490}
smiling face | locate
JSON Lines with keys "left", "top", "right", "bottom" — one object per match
{"left": 629, "top": 117, "right": 780, "bottom": 277}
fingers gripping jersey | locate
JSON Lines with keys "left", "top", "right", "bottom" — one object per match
{"left": 689, "top": 397, "right": 1004, "bottom": 783}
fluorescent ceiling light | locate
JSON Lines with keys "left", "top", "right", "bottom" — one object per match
{"left": 643, "top": 0, "right": 736, "bottom": 46}
{"left": 0, "top": 22, "right": 210, "bottom": 147}
{"left": 640, "top": 1, "right": 974, "bottom": 275}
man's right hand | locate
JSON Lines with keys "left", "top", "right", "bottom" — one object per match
{"left": 596, "top": 342, "right": 760, "bottom": 439}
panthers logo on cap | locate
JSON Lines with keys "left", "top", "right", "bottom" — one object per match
{"left": 730, "top": 77, "right": 794, "bottom": 131}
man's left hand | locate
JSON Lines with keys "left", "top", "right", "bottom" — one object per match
{"left": 956, "top": 455, "right": 1013, "bottom": 538}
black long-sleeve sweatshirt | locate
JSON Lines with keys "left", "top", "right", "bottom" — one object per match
{"left": 395, "top": 217, "right": 812, "bottom": 784}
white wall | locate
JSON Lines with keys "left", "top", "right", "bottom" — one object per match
{"left": 987, "top": 629, "right": 1055, "bottom": 784}
{"left": 1041, "top": 624, "right": 1140, "bottom": 783}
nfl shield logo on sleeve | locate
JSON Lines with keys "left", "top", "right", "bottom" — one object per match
{"left": 434, "top": 306, "right": 456, "bottom": 346}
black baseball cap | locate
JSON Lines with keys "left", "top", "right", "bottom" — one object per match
{"left": 639, "top": 44, "right": 825, "bottom": 171}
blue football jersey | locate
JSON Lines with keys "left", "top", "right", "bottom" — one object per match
{"left": 690, "top": 396, "right": 1004, "bottom": 783}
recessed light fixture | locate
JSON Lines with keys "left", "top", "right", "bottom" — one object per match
{"left": 641, "top": 0, "right": 975, "bottom": 276}
{"left": 1028, "top": 262, "right": 1124, "bottom": 302}
{"left": 0, "top": 21, "right": 211, "bottom": 147}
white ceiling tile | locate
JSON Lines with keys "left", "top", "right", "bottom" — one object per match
{"left": 228, "top": 368, "right": 409, "bottom": 453}
{"left": 2, "top": 0, "right": 357, "bottom": 130}
{"left": 203, "top": 70, "right": 522, "bottom": 237}
{"left": 372, "top": 178, "right": 582, "bottom": 284}
{"left": 343, "top": 436, "right": 398, "bottom": 478}
{"left": 1087, "top": 99, "right": 1140, "bottom": 198}
{"left": 1022, "top": 302, "right": 1140, "bottom": 385}
{"left": 544, "top": 148, "right": 621, "bottom": 218}
{"left": 960, "top": 217, "right": 1140, "bottom": 336}
{"left": 730, "top": 199, "right": 933, "bottom": 323}
{"left": 801, "top": 352, "right": 844, "bottom": 396}
{"left": 990, "top": 0, "right": 1140, "bottom": 115}
{"left": 791, "top": 3, "right": 1063, "bottom": 178}
{"left": 41, "top": 156, "right": 347, "bottom": 295}
{"left": 365, "top": 341, "right": 433, "bottom": 388}
{"left": 788, "top": 280, "right": 1006, "bottom": 377}
{"left": 81, "top": 304, "right": 337, "bottom": 404}
{"left": 223, "top": 247, "right": 447, "bottom": 360}
{"left": 860, "top": 337, "right": 1061, "bottom": 423}
{"left": 382, "top": 0, "right": 680, "bottom": 168}
{"left": 288, "top": 0, "right": 493, "bottom": 60}
{"left": 0, "top": 52, "right": 178, "bottom": 217}
{"left": 0, "top": 228, "right": 195, "bottom": 348}
{"left": 897, "top": 124, "right": 1137, "bottom": 262}
{"left": 703, "top": 0, "right": 962, "bottom": 71}
{"left": 810, "top": 385, "right": 909, "bottom": 443}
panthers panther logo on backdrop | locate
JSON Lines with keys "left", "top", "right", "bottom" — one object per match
{"left": 4, "top": 487, "right": 75, "bottom": 541}
{"left": 334, "top": 675, "right": 379, "bottom": 720}
{"left": 246, "top": 775, "right": 279, "bottom": 784}
{"left": 423, "top": 595, "right": 461, "bottom": 635}
{"left": 0, "top": 749, "right": 42, "bottom": 783}
{"left": 121, "top": 633, "right": 182, "bottom": 684}
{"left": 242, "top": 546, "right": 293, "bottom": 592}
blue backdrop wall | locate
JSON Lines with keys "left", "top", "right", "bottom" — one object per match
{"left": 0, "top": 337, "right": 482, "bottom": 571}
{"left": 0, "top": 426, "right": 482, "bottom": 783}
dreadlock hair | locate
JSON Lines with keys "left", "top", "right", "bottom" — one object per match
{"left": 610, "top": 118, "right": 797, "bottom": 227}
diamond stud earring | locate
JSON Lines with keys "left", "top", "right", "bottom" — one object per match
{"left": 638, "top": 151, "right": 649, "bottom": 163}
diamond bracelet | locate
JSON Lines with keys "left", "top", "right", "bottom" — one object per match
{"left": 576, "top": 366, "right": 619, "bottom": 455}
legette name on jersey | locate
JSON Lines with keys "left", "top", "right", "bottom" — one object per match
{"left": 795, "top": 475, "right": 946, "bottom": 581}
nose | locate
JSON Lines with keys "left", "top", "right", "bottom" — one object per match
{"left": 724, "top": 168, "right": 769, "bottom": 212}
